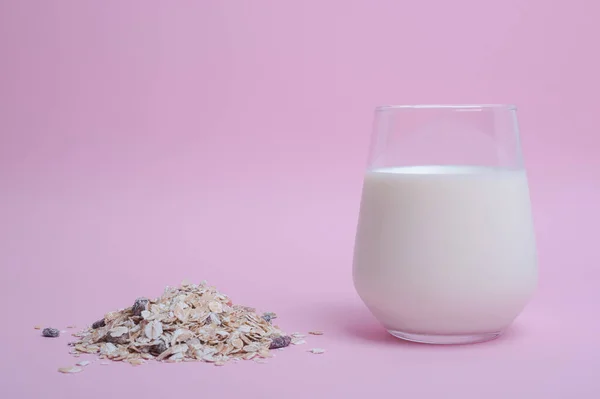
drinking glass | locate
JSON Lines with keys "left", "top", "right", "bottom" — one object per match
{"left": 352, "top": 104, "right": 538, "bottom": 344}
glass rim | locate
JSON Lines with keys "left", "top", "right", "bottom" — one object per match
{"left": 375, "top": 104, "right": 517, "bottom": 111}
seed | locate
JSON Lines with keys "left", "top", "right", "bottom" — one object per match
{"left": 42, "top": 328, "right": 60, "bottom": 338}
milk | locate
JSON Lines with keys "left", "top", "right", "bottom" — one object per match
{"left": 352, "top": 166, "right": 538, "bottom": 337}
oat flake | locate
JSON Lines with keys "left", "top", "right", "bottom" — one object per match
{"left": 109, "top": 326, "right": 128, "bottom": 337}
{"left": 144, "top": 320, "right": 163, "bottom": 340}
{"left": 208, "top": 301, "right": 223, "bottom": 314}
{"left": 58, "top": 366, "right": 83, "bottom": 374}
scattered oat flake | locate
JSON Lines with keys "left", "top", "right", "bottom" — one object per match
{"left": 291, "top": 333, "right": 306, "bottom": 338}
{"left": 58, "top": 366, "right": 83, "bottom": 374}
{"left": 309, "top": 331, "right": 324, "bottom": 335}
{"left": 309, "top": 348, "right": 326, "bottom": 354}
{"left": 76, "top": 360, "right": 91, "bottom": 367}
{"left": 292, "top": 339, "right": 306, "bottom": 345}
{"left": 214, "top": 361, "right": 226, "bottom": 367}
{"left": 34, "top": 325, "right": 42, "bottom": 330}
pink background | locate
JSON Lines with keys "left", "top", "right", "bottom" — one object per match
{"left": 1, "top": 0, "right": 599, "bottom": 397}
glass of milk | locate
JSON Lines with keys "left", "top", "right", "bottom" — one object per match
{"left": 352, "top": 104, "right": 538, "bottom": 344}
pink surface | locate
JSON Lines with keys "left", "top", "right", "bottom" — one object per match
{"left": 1, "top": 0, "right": 599, "bottom": 397}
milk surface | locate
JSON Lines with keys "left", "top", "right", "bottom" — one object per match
{"left": 352, "top": 166, "right": 538, "bottom": 334}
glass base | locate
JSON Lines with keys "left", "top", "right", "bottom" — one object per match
{"left": 387, "top": 329, "right": 502, "bottom": 345}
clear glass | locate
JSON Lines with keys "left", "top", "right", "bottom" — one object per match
{"left": 352, "top": 104, "right": 538, "bottom": 344}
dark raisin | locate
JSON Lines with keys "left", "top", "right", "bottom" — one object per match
{"left": 262, "top": 312, "right": 277, "bottom": 323}
{"left": 105, "top": 333, "right": 129, "bottom": 345}
{"left": 92, "top": 319, "right": 106, "bottom": 329}
{"left": 42, "top": 328, "right": 60, "bottom": 338}
{"left": 132, "top": 297, "right": 149, "bottom": 317}
{"left": 269, "top": 335, "right": 291, "bottom": 350}
{"left": 150, "top": 340, "right": 167, "bottom": 355}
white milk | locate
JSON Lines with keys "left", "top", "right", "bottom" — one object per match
{"left": 353, "top": 166, "right": 538, "bottom": 336}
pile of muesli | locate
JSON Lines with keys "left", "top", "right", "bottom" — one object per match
{"left": 44, "top": 280, "right": 325, "bottom": 373}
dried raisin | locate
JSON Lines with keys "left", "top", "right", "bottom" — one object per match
{"left": 42, "top": 328, "right": 60, "bottom": 338}
{"left": 132, "top": 297, "right": 149, "bottom": 317}
{"left": 262, "top": 312, "right": 277, "bottom": 323}
{"left": 92, "top": 319, "right": 106, "bottom": 329}
{"left": 269, "top": 335, "right": 291, "bottom": 349}
{"left": 150, "top": 340, "right": 167, "bottom": 355}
